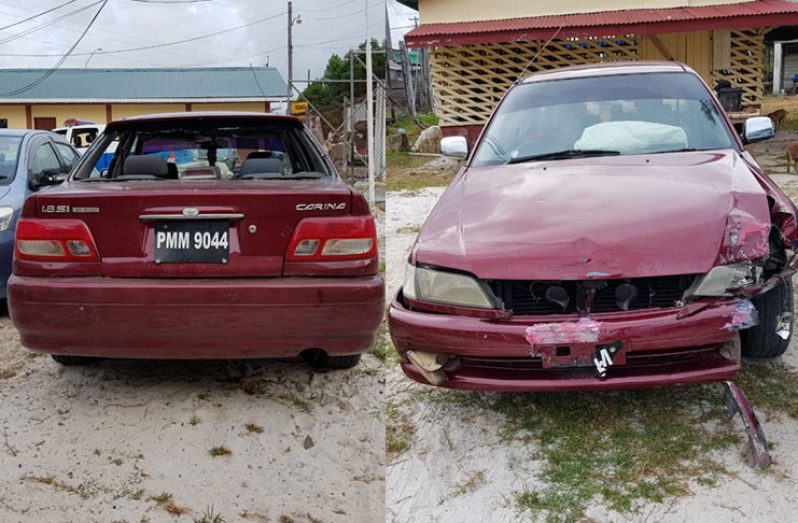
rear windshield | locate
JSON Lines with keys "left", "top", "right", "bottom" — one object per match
{"left": 72, "top": 120, "right": 332, "bottom": 182}
{"left": 0, "top": 135, "right": 22, "bottom": 184}
{"left": 472, "top": 72, "right": 737, "bottom": 166}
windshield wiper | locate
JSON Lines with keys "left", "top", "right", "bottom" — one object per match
{"left": 507, "top": 149, "right": 621, "bottom": 164}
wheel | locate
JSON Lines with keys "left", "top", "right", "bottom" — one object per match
{"left": 316, "top": 353, "right": 362, "bottom": 369}
{"left": 741, "top": 279, "right": 794, "bottom": 359}
{"left": 51, "top": 354, "right": 101, "bottom": 366}
{"left": 300, "top": 349, "right": 362, "bottom": 369}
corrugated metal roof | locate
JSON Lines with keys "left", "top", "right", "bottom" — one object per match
{"left": 406, "top": 0, "right": 798, "bottom": 47}
{"left": 0, "top": 67, "right": 286, "bottom": 102}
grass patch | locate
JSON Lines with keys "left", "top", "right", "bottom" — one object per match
{"left": 189, "top": 415, "right": 201, "bottom": 426}
{"left": 449, "top": 470, "right": 486, "bottom": 499}
{"left": 484, "top": 385, "right": 740, "bottom": 522}
{"left": 386, "top": 399, "right": 416, "bottom": 461}
{"left": 385, "top": 152, "right": 459, "bottom": 193}
{"left": 150, "top": 492, "right": 173, "bottom": 504}
{"left": 208, "top": 446, "right": 232, "bottom": 457}
{"left": 369, "top": 322, "right": 400, "bottom": 366}
{"left": 396, "top": 225, "right": 422, "bottom": 235}
{"left": 736, "top": 361, "right": 798, "bottom": 419}
{"left": 244, "top": 423, "right": 264, "bottom": 434}
{"left": 194, "top": 505, "right": 225, "bottom": 523}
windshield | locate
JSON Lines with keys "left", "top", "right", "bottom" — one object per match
{"left": 472, "top": 72, "right": 736, "bottom": 166}
{"left": 0, "top": 135, "right": 22, "bottom": 183}
{"left": 73, "top": 120, "right": 332, "bottom": 182}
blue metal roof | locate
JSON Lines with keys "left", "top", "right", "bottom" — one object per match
{"left": 0, "top": 67, "right": 287, "bottom": 101}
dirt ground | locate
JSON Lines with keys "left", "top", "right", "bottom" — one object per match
{"left": 0, "top": 204, "right": 388, "bottom": 523}
{"left": 0, "top": 331, "right": 385, "bottom": 523}
{"left": 384, "top": 152, "right": 798, "bottom": 522}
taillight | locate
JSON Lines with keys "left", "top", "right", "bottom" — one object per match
{"left": 286, "top": 216, "right": 377, "bottom": 261}
{"left": 15, "top": 218, "right": 100, "bottom": 262}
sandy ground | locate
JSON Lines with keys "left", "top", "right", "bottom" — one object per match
{"left": 384, "top": 166, "right": 798, "bottom": 522}
{"left": 0, "top": 336, "right": 385, "bottom": 523}
{"left": 0, "top": 205, "right": 387, "bottom": 523}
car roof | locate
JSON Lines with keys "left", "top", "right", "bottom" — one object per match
{"left": 109, "top": 111, "right": 302, "bottom": 127}
{"left": 0, "top": 128, "right": 33, "bottom": 138}
{"left": 520, "top": 61, "right": 690, "bottom": 84}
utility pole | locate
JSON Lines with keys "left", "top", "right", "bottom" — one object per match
{"left": 365, "top": 0, "right": 375, "bottom": 208}
{"left": 286, "top": 1, "right": 293, "bottom": 114}
{"left": 349, "top": 51, "right": 355, "bottom": 178}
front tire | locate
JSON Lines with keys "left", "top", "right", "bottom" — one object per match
{"left": 51, "top": 354, "right": 101, "bottom": 366}
{"left": 741, "top": 279, "right": 794, "bottom": 359}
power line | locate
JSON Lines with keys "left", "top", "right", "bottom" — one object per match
{"left": 296, "top": 18, "right": 383, "bottom": 48}
{"left": 300, "top": 0, "right": 358, "bottom": 13}
{"left": 302, "top": 1, "right": 383, "bottom": 21}
{"left": 181, "top": 45, "right": 286, "bottom": 67}
{"left": 0, "top": 0, "right": 103, "bottom": 46}
{"left": 126, "top": 0, "right": 218, "bottom": 3}
{"left": 0, "top": 0, "right": 108, "bottom": 97}
{"left": 0, "top": 2, "right": 230, "bottom": 64}
{"left": 0, "top": 11, "right": 286, "bottom": 56}
{"left": 0, "top": 0, "right": 79, "bottom": 32}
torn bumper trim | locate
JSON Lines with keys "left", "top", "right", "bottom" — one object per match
{"left": 389, "top": 297, "right": 743, "bottom": 390}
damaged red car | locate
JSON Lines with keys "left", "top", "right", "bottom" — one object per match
{"left": 389, "top": 62, "right": 797, "bottom": 391}
{"left": 9, "top": 112, "right": 383, "bottom": 368}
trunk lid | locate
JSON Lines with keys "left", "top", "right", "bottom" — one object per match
{"left": 32, "top": 179, "right": 354, "bottom": 277}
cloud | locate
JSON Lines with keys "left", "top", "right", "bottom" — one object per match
{"left": 0, "top": 0, "right": 385, "bottom": 85}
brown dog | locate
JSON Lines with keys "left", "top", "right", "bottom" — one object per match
{"left": 769, "top": 109, "right": 789, "bottom": 131}
{"left": 788, "top": 142, "right": 798, "bottom": 173}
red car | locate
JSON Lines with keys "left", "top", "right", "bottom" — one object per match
{"left": 389, "top": 62, "right": 797, "bottom": 391}
{"left": 9, "top": 112, "right": 384, "bottom": 368}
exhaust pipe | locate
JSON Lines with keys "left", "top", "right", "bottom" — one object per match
{"left": 405, "top": 350, "right": 448, "bottom": 386}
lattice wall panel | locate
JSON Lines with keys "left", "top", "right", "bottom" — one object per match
{"left": 710, "top": 28, "right": 767, "bottom": 106}
{"left": 430, "top": 37, "right": 638, "bottom": 127}
{"left": 431, "top": 30, "right": 766, "bottom": 127}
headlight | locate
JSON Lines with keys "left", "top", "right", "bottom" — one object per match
{"left": 0, "top": 207, "right": 13, "bottom": 232}
{"left": 688, "top": 263, "right": 762, "bottom": 297}
{"left": 403, "top": 262, "right": 497, "bottom": 309}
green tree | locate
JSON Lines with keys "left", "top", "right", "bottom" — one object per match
{"left": 302, "top": 39, "right": 387, "bottom": 109}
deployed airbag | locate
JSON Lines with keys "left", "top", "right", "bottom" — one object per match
{"left": 574, "top": 121, "right": 688, "bottom": 154}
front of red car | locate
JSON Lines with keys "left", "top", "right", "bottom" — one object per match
{"left": 389, "top": 63, "right": 797, "bottom": 390}
{"left": 9, "top": 113, "right": 384, "bottom": 368}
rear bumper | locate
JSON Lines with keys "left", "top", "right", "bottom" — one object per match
{"left": 389, "top": 294, "right": 742, "bottom": 391}
{"left": 9, "top": 274, "right": 384, "bottom": 359}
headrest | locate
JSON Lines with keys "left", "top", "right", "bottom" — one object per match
{"left": 123, "top": 155, "right": 169, "bottom": 177}
{"left": 240, "top": 157, "right": 283, "bottom": 176}
{"left": 247, "top": 151, "right": 273, "bottom": 159}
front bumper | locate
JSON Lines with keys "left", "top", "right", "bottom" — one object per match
{"left": 9, "top": 274, "right": 384, "bottom": 359}
{"left": 389, "top": 294, "right": 742, "bottom": 391}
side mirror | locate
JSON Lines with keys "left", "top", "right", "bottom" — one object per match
{"left": 742, "top": 116, "right": 774, "bottom": 144}
{"left": 30, "top": 168, "right": 67, "bottom": 190}
{"left": 440, "top": 136, "right": 468, "bottom": 159}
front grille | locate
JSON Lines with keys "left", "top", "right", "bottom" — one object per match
{"left": 488, "top": 275, "right": 696, "bottom": 316}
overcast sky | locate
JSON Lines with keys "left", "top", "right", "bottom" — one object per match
{"left": 0, "top": 0, "right": 389, "bottom": 85}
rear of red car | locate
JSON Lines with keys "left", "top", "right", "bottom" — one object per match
{"left": 8, "top": 113, "right": 383, "bottom": 367}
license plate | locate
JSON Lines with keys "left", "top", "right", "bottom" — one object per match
{"left": 154, "top": 220, "right": 229, "bottom": 264}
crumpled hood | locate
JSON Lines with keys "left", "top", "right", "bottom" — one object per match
{"left": 415, "top": 150, "right": 771, "bottom": 280}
